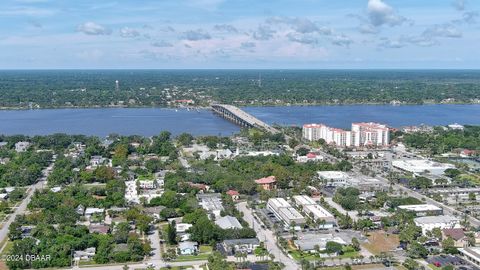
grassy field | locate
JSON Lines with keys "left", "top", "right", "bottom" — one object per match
{"left": 363, "top": 230, "right": 400, "bottom": 255}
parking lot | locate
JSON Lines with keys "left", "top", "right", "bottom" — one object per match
{"left": 427, "top": 255, "right": 480, "bottom": 270}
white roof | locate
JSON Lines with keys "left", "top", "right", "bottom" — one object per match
{"left": 85, "top": 208, "right": 104, "bottom": 215}
{"left": 414, "top": 215, "right": 459, "bottom": 225}
{"left": 293, "top": 195, "right": 316, "bottom": 206}
{"left": 392, "top": 159, "right": 454, "bottom": 173}
{"left": 278, "top": 207, "right": 304, "bottom": 220}
{"left": 317, "top": 171, "right": 349, "bottom": 179}
{"left": 398, "top": 204, "right": 442, "bottom": 212}
{"left": 303, "top": 204, "right": 334, "bottom": 219}
{"left": 267, "top": 198, "right": 291, "bottom": 209}
{"left": 215, "top": 216, "right": 242, "bottom": 230}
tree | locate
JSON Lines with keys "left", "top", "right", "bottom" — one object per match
{"left": 114, "top": 222, "right": 130, "bottom": 243}
{"left": 469, "top": 192, "right": 476, "bottom": 201}
{"left": 325, "top": 241, "right": 343, "bottom": 255}
{"left": 403, "top": 258, "right": 419, "bottom": 270}
{"left": 296, "top": 147, "right": 309, "bottom": 156}
{"left": 407, "top": 242, "right": 428, "bottom": 259}
{"left": 166, "top": 221, "right": 177, "bottom": 245}
{"left": 351, "top": 237, "right": 361, "bottom": 251}
{"left": 444, "top": 168, "right": 461, "bottom": 179}
{"left": 177, "top": 133, "right": 194, "bottom": 146}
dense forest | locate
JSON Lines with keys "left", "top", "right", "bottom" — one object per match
{"left": 0, "top": 70, "right": 479, "bottom": 108}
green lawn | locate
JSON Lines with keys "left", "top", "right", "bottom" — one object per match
{"left": 173, "top": 253, "right": 210, "bottom": 262}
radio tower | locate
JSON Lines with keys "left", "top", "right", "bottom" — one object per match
{"left": 258, "top": 74, "right": 262, "bottom": 87}
{"left": 115, "top": 80, "right": 119, "bottom": 91}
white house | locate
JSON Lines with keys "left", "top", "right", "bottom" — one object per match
{"left": 178, "top": 241, "right": 198, "bottom": 255}
{"left": 15, "top": 141, "right": 30, "bottom": 152}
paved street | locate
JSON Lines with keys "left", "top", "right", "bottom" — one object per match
{"left": 236, "top": 201, "right": 298, "bottom": 270}
{"left": 0, "top": 160, "right": 55, "bottom": 253}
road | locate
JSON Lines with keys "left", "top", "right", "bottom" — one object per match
{"left": 0, "top": 160, "right": 55, "bottom": 253}
{"left": 236, "top": 201, "right": 298, "bottom": 270}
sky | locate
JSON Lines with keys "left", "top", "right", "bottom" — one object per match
{"left": 0, "top": 0, "right": 479, "bottom": 69}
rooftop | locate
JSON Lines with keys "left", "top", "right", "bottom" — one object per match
{"left": 414, "top": 215, "right": 459, "bottom": 224}
{"left": 398, "top": 204, "right": 442, "bottom": 212}
{"left": 255, "top": 176, "right": 276, "bottom": 184}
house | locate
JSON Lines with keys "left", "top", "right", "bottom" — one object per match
{"left": 297, "top": 152, "right": 324, "bottom": 163}
{"left": 85, "top": 207, "right": 105, "bottom": 217}
{"left": 15, "top": 141, "right": 30, "bottom": 152}
{"left": 215, "top": 215, "right": 242, "bottom": 230}
{"left": 50, "top": 186, "right": 62, "bottom": 193}
{"left": 255, "top": 176, "right": 277, "bottom": 190}
{"left": 226, "top": 190, "right": 240, "bottom": 201}
{"left": 176, "top": 223, "right": 193, "bottom": 233}
{"left": 178, "top": 241, "right": 198, "bottom": 255}
{"left": 89, "top": 156, "right": 108, "bottom": 168}
{"left": 89, "top": 224, "right": 110, "bottom": 234}
{"left": 442, "top": 228, "right": 469, "bottom": 248}
{"left": 74, "top": 247, "right": 96, "bottom": 261}
{"left": 294, "top": 234, "right": 347, "bottom": 252}
{"left": 138, "top": 180, "right": 157, "bottom": 189}
{"left": 76, "top": 205, "right": 85, "bottom": 216}
{"left": 220, "top": 238, "right": 260, "bottom": 255}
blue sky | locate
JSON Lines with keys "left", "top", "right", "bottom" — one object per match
{"left": 0, "top": 0, "right": 479, "bottom": 69}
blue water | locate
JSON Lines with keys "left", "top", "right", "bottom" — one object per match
{"left": 0, "top": 104, "right": 478, "bottom": 136}
{"left": 244, "top": 104, "right": 480, "bottom": 129}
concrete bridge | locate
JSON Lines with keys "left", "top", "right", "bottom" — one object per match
{"left": 211, "top": 104, "right": 280, "bottom": 134}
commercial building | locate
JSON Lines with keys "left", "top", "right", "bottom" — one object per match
{"left": 398, "top": 204, "right": 443, "bottom": 216}
{"left": 392, "top": 159, "right": 455, "bottom": 175}
{"left": 267, "top": 198, "right": 305, "bottom": 226}
{"left": 351, "top": 122, "right": 389, "bottom": 147}
{"left": 197, "top": 193, "right": 224, "bottom": 218}
{"left": 292, "top": 195, "right": 335, "bottom": 228}
{"left": 317, "top": 171, "right": 351, "bottom": 187}
{"left": 302, "top": 122, "right": 389, "bottom": 147}
{"left": 414, "top": 215, "right": 461, "bottom": 234}
{"left": 459, "top": 247, "right": 480, "bottom": 267}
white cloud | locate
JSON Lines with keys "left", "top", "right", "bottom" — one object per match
{"left": 77, "top": 22, "right": 111, "bottom": 35}
{"left": 423, "top": 23, "right": 462, "bottom": 38}
{"left": 119, "top": 27, "right": 140, "bottom": 38}
{"left": 453, "top": 0, "right": 466, "bottom": 11}
{"left": 367, "top": 0, "right": 406, "bottom": 27}
{"left": 213, "top": 24, "right": 238, "bottom": 34}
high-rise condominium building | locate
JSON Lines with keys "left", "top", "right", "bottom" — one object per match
{"left": 351, "top": 122, "right": 389, "bottom": 147}
{"left": 302, "top": 122, "right": 389, "bottom": 147}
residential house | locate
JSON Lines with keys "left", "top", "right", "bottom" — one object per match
{"left": 226, "top": 190, "right": 240, "bottom": 201}
{"left": 74, "top": 247, "right": 96, "bottom": 261}
{"left": 220, "top": 238, "right": 260, "bottom": 255}
{"left": 178, "top": 241, "right": 198, "bottom": 255}
{"left": 255, "top": 176, "right": 277, "bottom": 191}
{"left": 215, "top": 215, "right": 242, "bottom": 230}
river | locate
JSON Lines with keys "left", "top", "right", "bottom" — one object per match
{"left": 0, "top": 104, "right": 478, "bottom": 137}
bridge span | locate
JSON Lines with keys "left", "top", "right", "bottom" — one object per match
{"left": 211, "top": 104, "right": 279, "bottom": 134}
